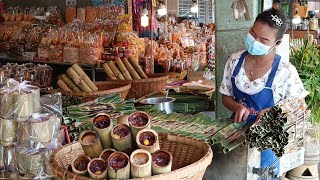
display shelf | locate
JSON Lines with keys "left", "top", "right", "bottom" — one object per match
{"left": 0, "top": 57, "right": 97, "bottom": 81}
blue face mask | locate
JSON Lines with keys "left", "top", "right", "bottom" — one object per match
{"left": 245, "top": 33, "right": 277, "bottom": 56}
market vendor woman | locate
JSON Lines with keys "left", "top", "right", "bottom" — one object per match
{"left": 219, "top": 8, "right": 308, "bottom": 177}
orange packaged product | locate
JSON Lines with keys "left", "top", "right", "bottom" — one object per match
{"left": 66, "top": 6, "right": 76, "bottom": 23}
{"left": 77, "top": 7, "right": 86, "bottom": 22}
{"left": 85, "top": 6, "right": 97, "bottom": 23}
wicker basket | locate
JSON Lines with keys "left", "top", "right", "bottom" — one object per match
{"left": 50, "top": 133, "right": 213, "bottom": 180}
{"left": 109, "top": 74, "right": 169, "bottom": 99}
{"left": 61, "top": 81, "right": 131, "bottom": 102}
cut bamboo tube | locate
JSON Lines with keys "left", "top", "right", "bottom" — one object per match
{"left": 71, "top": 155, "right": 91, "bottom": 176}
{"left": 102, "top": 63, "right": 117, "bottom": 80}
{"left": 128, "top": 56, "right": 148, "bottom": 79}
{"left": 92, "top": 113, "right": 113, "bottom": 149}
{"left": 111, "top": 124, "right": 132, "bottom": 151}
{"left": 30, "top": 87, "right": 40, "bottom": 113}
{"left": 117, "top": 115, "right": 129, "bottom": 126}
{"left": 130, "top": 149, "right": 152, "bottom": 178}
{"left": 16, "top": 122, "right": 31, "bottom": 148}
{"left": 71, "top": 64, "right": 98, "bottom": 92}
{"left": 0, "top": 91, "right": 14, "bottom": 118}
{"left": 79, "top": 130, "right": 103, "bottom": 158}
{"left": 122, "top": 57, "right": 141, "bottom": 80}
{"left": 1, "top": 118, "right": 17, "bottom": 147}
{"left": 26, "top": 151, "right": 44, "bottom": 178}
{"left": 107, "top": 152, "right": 130, "bottom": 179}
{"left": 107, "top": 60, "right": 125, "bottom": 80}
{"left": 60, "top": 74, "right": 81, "bottom": 92}
{"left": 79, "top": 80, "right": 93, "bottom": 93}
{"left": 30, "top": 114, "right": 56, "bottom": 145}
{"left": 151, "top": 150, "right": 172, "bottom": 175}
{"left": 88, "top": 158, "right": 108, "bottom": 179}
{"left": 136, "top": 129, "right": 160, "bottom": 154}
{"left": 13, "top": 92, "right": 34, "bottom": 122}
{"left": 3, "top": 145, "right": 16, "bottom": 171}
{"left": 0, "top": 145, "right": 4, "bottom": 170}
{"left": 57, "top": 79, "right": 72, "bottom": 92}
{"left": 128, "top": 111, "right": 151, "bottom": 143}
{"left": 99, "top": 148, "right": 116, "bottom": 163}
{"left": 66, "top": 67, "right": 81, "bottom": 85}
{"left": 115, "top": 57, "right": 132, "bottom": 80}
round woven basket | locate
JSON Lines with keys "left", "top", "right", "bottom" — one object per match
{"left": 60, "top": 81, "right": 131, "bottom": 102}
{"left": 50, "top": 133, "right": 213, "bottom": 180}
{"left": 109, "top": 74, "right": 169, "bottom": 99}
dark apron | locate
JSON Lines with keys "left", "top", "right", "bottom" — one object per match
{"left": 231, "top": 51, "right": 281, "bottom": 178}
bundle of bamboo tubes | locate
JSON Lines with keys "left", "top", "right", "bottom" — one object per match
{"left": 245, "top": 97, "right": 310, "bottom": 157}
{"left": 102, "top": 56, "right": 148, "bottom": 80}
{"left": 57, "top": 64, "right": 98, "bottom": 93}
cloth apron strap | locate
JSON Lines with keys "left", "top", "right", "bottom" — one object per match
{"left": 265, "top": 54, "right": 281, "bottom": 88}
{"left": 232, "top": 51, "right": 248, "bottom": 77}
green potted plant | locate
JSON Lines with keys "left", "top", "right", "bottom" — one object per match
{"left": 290, "top": 39, "right": 320, "bottom": 165}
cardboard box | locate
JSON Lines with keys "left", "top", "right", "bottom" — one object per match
{"left": 279, "top": 147, "right": 305, "bottom": 174}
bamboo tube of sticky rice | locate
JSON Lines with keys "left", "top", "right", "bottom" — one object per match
{"left": 92, "top": 113, "right": 113, "bottom": 149}
{"left": 111, "top": 124, "right": 132, "bottom": 151}
{"left": 128, "top": 56, "right": 148, "bottom": 79}
{"left": 16, "top": 122, "right": 31, "bottom": 148}
{"left": 130, "top": 149, "right": 152, "bottom": 178}
{"left": 1, "top": 118, "right": 17, "bottom": 146}
{"left": 107, "top": 60, "right": 125, "bottom": 80}
{"left": 26, "top": 151, "right": 44, "bottom": 178}
{"left": 136, "top": 129, "right": 160, "bottom": 154}
{"left": 66, "top": 67, "right": 81, "bottom": 85}
{"left": 102, "top": 63, "right": 117, "bottom": 80}
{"left": 71, "top": 155, "right": 91, "bottom": 176}
{"left": 13, "top": 91, "right": 34, "bottom": 121}
{"left": 79, "top": 130, "right": 103, "bottom": 158}
{"left": 107, "top": 152, "right": 130, "bottom": 179}
{"left": 117, "top": 115, "right": 129, "bottom": 126}
{"left": 78, "top": 80, "right": 93, "bottom": 93}
{"left": 128, "top": 111, "right": 151, "bottom": 143}
{"left": 115, "top": 57, "right": 132, "bottom": 80}
{"left": 151, "top": 150, "right": 173, "bottom": 175}
{"left": 71, "top": 64, "right": 98, "bottom": 92}
{"left": 57, "top": 79, "right": 72, "bottom": 92}
{"left": 0, "top": 90, "right": 14, "bottom": 118}
{"left": 87, "top": 158, "right": 108, "bottom": 179}
{"left": 122, "top": 57, "right": 141, "bottom": 80}
{"left": 30, "top": 86, "right": 40, "bottom": 113}
{"left": 60, "top": 74, "right": 81, "bottom": 92}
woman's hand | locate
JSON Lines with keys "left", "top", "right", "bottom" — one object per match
{"left": 252, "top": 108, "right": 271, "bottom": 126}
{"left": 233, "top": 104, "right": 250, "bottom": 123}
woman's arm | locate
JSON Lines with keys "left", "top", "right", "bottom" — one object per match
{"left": 222, "top": 95, "right": 250, "bottom": 122}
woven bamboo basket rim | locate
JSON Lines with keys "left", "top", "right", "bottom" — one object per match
{"left": 60, "top": 81, "right": 131, "bottom": 97}
{"left": 109, "top": 74, "right": 169, "bottom": 83}
{"left": 50, "top": 133, "right": 213, "bottom": 180}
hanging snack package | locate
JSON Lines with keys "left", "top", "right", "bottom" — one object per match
{"left": 63, "top": 29, "right": 81, "bottom": 63}
{"left": 77, "top": 7, "right": 86, "bottom": 22}
{"left": 116, "top": 14, "right": 133, "bottom": 32}
{"left": 80, "top": 32, "right": 103, "bottom": 65}
{"left": 66, "top": 6, "right": 76, "bottom": 23}
{"left": 85, "top": 6, "right": 97, "bottom": 23}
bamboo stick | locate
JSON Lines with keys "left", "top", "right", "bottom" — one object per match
{"left": 102, "top": 63, "right": 117, "bottom": 80}
{"left": 107, "top": 60, "right": 125, "bottom": 80}
{"left": 128, "top": 56, "right": 148, "bottom": 79}
{"left": 71, "top": 64, "right": 98, "bottom": 92}
{"left": 115, "top": 57, "right": 132, "bottom": 80}
{"left": 122, "top": 57, "right": 141, "bottom": 80}
{"left": 60, "top": 74, "right": 81, "bottom": 92}
{"left": 66, "top": 68, "right": 81, "bottom": 85}
{"left": 57, "top": 79, "right": 72, "bottom": 92}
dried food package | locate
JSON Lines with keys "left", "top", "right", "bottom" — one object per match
{"left": 117, "top": 14, "right": 133, "bottom": 32}
{"left": 77, "top": 7, "right": 86, "bottom": 22}
{"left": 36, "top": 64, "right": 52, "bottom": 88}
{"left": 63, "top": 46, "right": 80, "bottom": 63}
{"left": 79, "top": 46, "right": 103, "bottom": 65}
{"left": 85, "top": 6, "right": 97, "bottom": 23}
{"left": 48, "top": 45, "right": 63, "bottom": 62}
{"left": 66, "top": 6, "right": 76, "bottom": 23}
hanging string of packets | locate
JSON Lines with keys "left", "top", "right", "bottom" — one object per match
{"left": 244, "top": 97, "right": 310, "bottom": 157}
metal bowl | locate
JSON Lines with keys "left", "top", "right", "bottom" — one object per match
{"left": 139, "top": 97, "right": 175, "bottom": 114}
